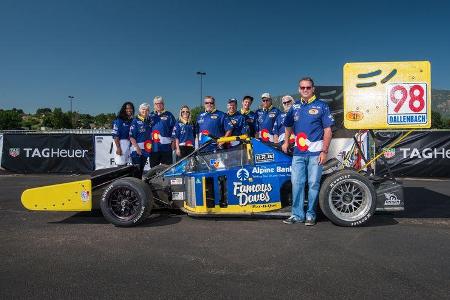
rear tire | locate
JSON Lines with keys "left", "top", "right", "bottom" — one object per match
{"left": 100, "top": 177, "right": 153, "bottom": 227}
{"left": 319, "top": 170, "right": 376, "bottom": 227}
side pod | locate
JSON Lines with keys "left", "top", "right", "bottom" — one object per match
{"left": 21, "top": 180, "right": 92, "bottom": 211}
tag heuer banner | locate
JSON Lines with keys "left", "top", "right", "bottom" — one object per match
{"left": 1, "top": 134, "right": 94, "bottom": 173}
{"left": 375, "top": 130, "right": 450, "bottom": 177}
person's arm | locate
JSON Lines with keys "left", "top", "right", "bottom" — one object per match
{"left": 318, "top": 127, "right": 332, "bottom": 165}
{"left": 175, "top": 138, "right": 181, "bottom": 157}
{"left": 282, "top": 127, "right": 293, "bottom": 153}
{"left": 112, "top": 119, "right": 122, "bottom": 155}
{"left": 282, "top": 107, "right": 294, "bottom": 153}
{"left": 130, "top": 137, "right": 142, "bottom": 156}
{"left": 114, "top": 137, "right": 122, "bottom": 156}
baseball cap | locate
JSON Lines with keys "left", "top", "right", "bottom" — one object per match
{"left": 228, "top": 98, "right": 238, "bottom": 104}
{"left": 261, "top": 92, "right": 271, "bottom": 99}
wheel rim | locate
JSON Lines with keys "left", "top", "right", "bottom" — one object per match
{"left": 107, "top": 186, "right": 142, "bottom": 221}
{"left": 328, "top": 179, "right": 372, "bottom": 222}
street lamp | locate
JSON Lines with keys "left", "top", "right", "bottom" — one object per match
{"left": 68, "top": 96, "right": 75, "bottom": 128}
{"left": 196, "top": 71, "right": 206, "bottom": 107}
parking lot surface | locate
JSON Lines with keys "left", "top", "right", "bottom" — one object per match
{"left": 1, "top": 173, "right": 449, "bottom": 299}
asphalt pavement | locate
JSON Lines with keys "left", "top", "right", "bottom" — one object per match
{"left": 1, "top": 173, "right": 449, "bottom": 299}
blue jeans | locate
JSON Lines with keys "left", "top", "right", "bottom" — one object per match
{"left": 291, "top": 155, "right": 323, "bottom": 221}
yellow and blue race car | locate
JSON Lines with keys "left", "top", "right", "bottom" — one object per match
{"left": 21, "top": 134, "right": 404, "bottom": 227}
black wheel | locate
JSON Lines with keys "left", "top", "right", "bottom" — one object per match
{"left": 100, "top": 177, "right": 153, "bottom": 227}
{"left": 319, "top": 170, "right": 376, "bottom": 227}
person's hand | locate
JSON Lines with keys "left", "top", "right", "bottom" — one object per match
{"left": 218, "top": 142, "right": 224, "bottom": 149}
{"left": 318, "top": 151, "right": 327, "bottom": 165}
{"left": 115, "top": 147, "right": 122, "bottom": 156}
{"left": 281, "top": 142, "right": 289, "bottom": 153}
{"left": 176, "top": 148, "right": 181, "bottom": 157}
{"left": 136, "top": 147, "right": 142, "bottom": 156}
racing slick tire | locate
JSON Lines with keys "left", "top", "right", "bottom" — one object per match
{"left": 100, "top": 177, "right": 153, "bottom": 227}
{"left": 319, "top": 169, "right": 376, "bottom": 227}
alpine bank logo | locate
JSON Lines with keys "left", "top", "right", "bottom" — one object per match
{"left": 237, "top": 168, "right": 250, "bottom": 181}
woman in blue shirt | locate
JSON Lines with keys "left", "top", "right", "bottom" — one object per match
{"left": 112, "top": 101, "right": 134, "bottom": 166}
{"left": 129, "top": 103, "right": 152, "bottom": 177}
{"left": 172, "top": 105, "right": 195, "bottom": 161}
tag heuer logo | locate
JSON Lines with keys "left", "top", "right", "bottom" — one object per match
{"left": 9, "top": 148, "right": 20, "bottom": 157}
{"left": 383, "top": 148, "right": 395, "bottom": 159}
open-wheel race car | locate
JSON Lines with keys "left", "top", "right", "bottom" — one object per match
{"left": 21, "top": 134, "right": 405, "bottom": 227}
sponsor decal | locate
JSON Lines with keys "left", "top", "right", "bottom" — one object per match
{"left": 196, "top": 178, "right": 201, "bottom": 184}
{"left": 14, "top": 148, "right": 89, "bottom": 158}
{"left": 255, "top": 152, "right": 274, "bottom": 163}
{"left": 80, "top": 186, "right": 90, "bottom": 202}
{"left": 308, "top": 108, "right": 319, "bottom": 115}
{"left": 383, "top": 148, "right": 395, "bottom": 159}
{"left": 252, "top": 166, "right": 291, "bottom": 175}
{"left": 237, "top": 168, "right": 250, "bottom": 181}
{"left": 9, "top": 148, "right": 20, "bottom": 158}
{"left": 210, "top": 115, "right": 218, "bottom": 119}
{"left": 233, "top": 182, "right": 273, "bottom": 206}
{"left": 269, "top": 113, "right": 276, "bottom": 118}
{"left": 160, "top": 116, "right": 168, "bottom": 120}
{"left": 172, "top": 192, "right": 184, "bottom": 200}
{"left": 384, "top": 193, "right": 401, "bottom": 206}
{"left": 210, "top": 159, "right": 224, "bottom": 169}
{"left": 170, "top": 178, "right": 183, "bottom": 185}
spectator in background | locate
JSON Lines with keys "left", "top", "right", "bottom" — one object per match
{"left": 196, "top": 96, "right": 233, "bottom": 151}
{"left": 149, "top": 96, "right": 176, "bottom": 167}
{"left": 172, "top": 105, "right": 195, "bottom": 161}
{"left": 130, "top": 103, "right": 153, "bottom": 177}
{"left": 240, "top": 95, "right": 256, "bottom": 137}
{"left": 274, "top": 95, "right": 294, "bottom": 145}
{"left": 112, "top": 101, "right": 134, "bottom": 166}
{"left": 255, "top": 92, "right": 280, "bottom": 143}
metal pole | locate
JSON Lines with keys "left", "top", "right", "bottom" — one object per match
{"left": 68, "top": 96, "right": 75, "bottom": 128}
{"left": 196, "top": 71, "right": 206, "bottom": 107}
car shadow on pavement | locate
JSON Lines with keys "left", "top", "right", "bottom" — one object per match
{"left": 397, "top": 187, "right": 450, "bottom": 218}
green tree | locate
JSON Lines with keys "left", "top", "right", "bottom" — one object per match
{"left": 51, "top": 108, "right": 72, "bottom": 129}
{"left": 0, "top": 110, "right": 22, "bottom": 130}
{"left": 190, "top": 106, "right": 203, "bottom": 126}
{"left": 36, "top": 108, "right": 52, "bottom": 115}
{"left": 431, "top": 110, "right": 445, "bottom": 129}
{"left": 94, "top": 113, "right": 115, "bottom": 128}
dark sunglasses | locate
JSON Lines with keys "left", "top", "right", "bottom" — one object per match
{"left": 262, "top": 99, "right": 271, "bottom": 102}
{"left": 204, "top": 102, "right": 214, "bottom": 105}
{"left": 282, "top": 101, "right": 292, "bottom": 105}
{"left": 181, "top": 111, "right": 190, "bottom": 114}
{"left": 300, "top": 86, "right": 313, "bottom": 90}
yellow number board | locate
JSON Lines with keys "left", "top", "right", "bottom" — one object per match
{"left": 343, "top": 61, "right": 431, "bottom": 129}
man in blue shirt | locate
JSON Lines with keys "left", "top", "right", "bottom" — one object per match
{"left": 240, "top": 95, "right": 257, "bottom": 137}
{"left": 196, "top": 96, "right": 233, "bottom": 151}
{"left": 227, "top": 98, "right": 248, "bottom": 147}
{"left": 255, "top": 93, "right": 280, "bottom": 143}
{"left": 273, "top": 95, "right": 294, "bottom": 145}
{"left": 149, "top": 96, "right": 176, "bottom": 167}
{"left": 282, "top": 77, "right": 334, "bottom": 226}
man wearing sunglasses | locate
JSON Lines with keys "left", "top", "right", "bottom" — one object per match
{"left": 149, "top": 96, "right": 176, "bottom": 167}
{"left": 273, "top": 95, "right": 295, "bottom": 145}
{"left": 227, "top": 98, "right": 248, "bottom": 147}
{"left": 240, "top": 95, "right": 257, "bottom": 137}
{"left": 196, "top": 96, "right": 233, "bottom": 151}
{"left": 282, "top": 77, "right": 334, "bottom": 226}
{"left": 255, "top": 93, "right": 281, "bottom": 142}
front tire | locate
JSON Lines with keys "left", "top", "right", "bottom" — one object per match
{"left": 319, "top": 170, "right": 376, "bottom": 227}
{"left": 100, "top": 177, "right": 153, "bottom": 227}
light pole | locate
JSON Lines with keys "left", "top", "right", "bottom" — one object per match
{"left": 196, "top": 71, "right": 206, "bottom": 107}
{"left": 68, "top": 96, "right": 75, "bottom": 128}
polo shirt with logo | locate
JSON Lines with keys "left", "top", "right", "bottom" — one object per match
{"left": 149, "top": 111, "right": 176, "bottom": 152}
{"left": 255, "top": 106, "right": 280, "bottom": 142}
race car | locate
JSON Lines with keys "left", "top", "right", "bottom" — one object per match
{"left": 21, "top": 135, "right": 404, "bottom": 227}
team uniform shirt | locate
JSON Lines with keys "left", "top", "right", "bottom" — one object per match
{"left": 149, "top": 111, "right": 176, "bottom": 153}
{"left": 196, "top": 109, "right": 233, "bottom": 149}
{"left": 129, "top": 115, "right": 153, "bottom": 158}
{"left": 255, "top": 106, "right": 281, "bottom": 142}
{"left": 273, "top": 112, "right": 295, "bottom": 144}
{"left": 112, "top": 117, "right": 132, "bottom": 165}
{"left": 240, "top": 109, "right": 256, "bottom": 137}
{"left": 172, "top": 120, "right": 195, "bottom": 147}
{"left": 283, "top": 96, "right": 335, "bottom": 156}
{"left": 227, "top": 112, "right": 248, "bottom": 136}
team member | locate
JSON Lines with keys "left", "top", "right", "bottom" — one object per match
{"left": 240, "top": 95, "right": 256, "bottom": 137}
{"left": 149, "top": 96, "right": 176, "bottom": 167}
{"left": 112, "top": 101, "right": 134, "bottom": 166}
{"left": 255, "top": 93, "right": 280, "bottom": 143}
{"left": 172, "top": 105, "right": 195, "bottom": 161}
{"left": 273, "top": 95, "right": 294, "bottom": 145}
{"left": 282, "top": 77, "right": 334, "bottom": 226}
{"left": 196, "top": 96, "right": 233, "bottom": 151}
{"left": 130, "top": 103, "right": 153, "bottom": 177}
{"left": 227, "top": 98, "right": 248, "bottom": 146}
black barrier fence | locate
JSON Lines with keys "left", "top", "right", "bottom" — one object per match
{"left": 1, "top": 134, "right": 95, "bottom": 174}
{"left": 375, "top": 130, "right": 450, "bottom": 178}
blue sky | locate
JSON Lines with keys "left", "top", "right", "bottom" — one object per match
{"left": 0, "top": 0, "right": 449, "bottom": 115}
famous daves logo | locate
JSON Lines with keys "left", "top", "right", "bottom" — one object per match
{"left": 233, "top": 182, "right": 272, "bottom": 206}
